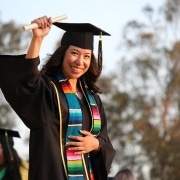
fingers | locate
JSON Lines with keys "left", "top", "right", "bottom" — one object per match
{"left": 66, "top": 133, "right": 99, "bottom": 154}
{"left": 66, "top": 141, "right": 83, "bottom": 148}
{"left": 66, "top": 141, "right": 86, "bottom": 154}
{"left": 68, "top": 135, "right": 83, "bottom": 142}
{"left": 66, "top": 142, "right": 87, "bottom": 155}
{"left": 79, "top": 130, "right": 92, "bottom": 136}
{"left": 32, "top": 16, "right": 52, "bottom": 29}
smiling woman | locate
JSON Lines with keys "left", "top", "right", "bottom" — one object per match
{"left": 0, "top": 15, "right": 115, "bottom": 180}
{"left": 61, "top": 46, "right": 92, "bottom": 86}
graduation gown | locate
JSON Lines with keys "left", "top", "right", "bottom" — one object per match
{"left": 0, "top": 55, "right": 115, "bottom": 180}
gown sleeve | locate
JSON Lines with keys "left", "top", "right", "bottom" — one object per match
{"left": 0, "top": 55, "right": 57, "bottom": 129}
{"left": 0, "top": 54, "right": 39, "bottom": 99}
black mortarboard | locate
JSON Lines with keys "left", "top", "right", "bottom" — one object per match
{"left": 0, "top": 128, "right": 20, "bottom": 138}
{"left": 53, "top": 22, "right": 110, "bottom": 73}
{"left": 0, "top": 128, "right": 20, "bottom": 161}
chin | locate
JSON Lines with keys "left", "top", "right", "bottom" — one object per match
{"left": 70, "top": 73, "right": 82, "bottom": 79}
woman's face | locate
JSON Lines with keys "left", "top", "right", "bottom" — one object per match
{"left": 62, "top": 45, "right": 92, "bottom": 79}
{"left": 0, "top": 143, "right": 6, "bottom": 170}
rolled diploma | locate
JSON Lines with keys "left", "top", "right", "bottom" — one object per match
{"left": 23, "top": 14, "right": 68, "bottom": 31}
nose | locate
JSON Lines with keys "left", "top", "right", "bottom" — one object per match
{"left": 75, "top": 55, "right": 83, "bottom": 65}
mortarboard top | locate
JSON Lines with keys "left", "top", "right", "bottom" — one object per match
{"left": 53, "top": 22, "right": 110, "bottom": 50}
{"left": 0, "top": 128, "right": 20, "bottom": 138}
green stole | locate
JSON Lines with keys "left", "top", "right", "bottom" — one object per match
{"left": 0, "top": 167, "right": 7, "bottom": 180}
{"left": 57, "top": 72, "right": 101, "bottom": 180}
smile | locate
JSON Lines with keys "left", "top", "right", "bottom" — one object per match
{"left": 71, "top": 66, "right": 83, "bottom": 73}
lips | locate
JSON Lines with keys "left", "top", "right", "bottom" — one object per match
{"left": 71, "top": 66, "right": 83, "bottom": 74}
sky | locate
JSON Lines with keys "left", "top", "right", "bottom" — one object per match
{"left": 0, "top": 0, "right": 165, "bottom": 176}
{"left": 1, "top": 0, "right": 165, "bottom": 72}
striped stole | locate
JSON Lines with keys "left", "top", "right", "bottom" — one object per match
{"left": 57, "top": 72, "right": 101, "bottom": 180}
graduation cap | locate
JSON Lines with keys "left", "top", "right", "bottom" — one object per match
{"left": 0, "top": 128, "right": 20, "bottom": 138}
{"left": 53, "top": 22, "right": 110, "bottom": 73}
{"left": 0, "top": 128, "right": 20, "bottom": 161}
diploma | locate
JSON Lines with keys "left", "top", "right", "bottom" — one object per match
{"left": 22, "top": 14, "right": 68, "bottom": 31}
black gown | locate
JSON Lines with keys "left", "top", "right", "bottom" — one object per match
{"left": 0, "top": 55, "right": 115, "bottom": 180}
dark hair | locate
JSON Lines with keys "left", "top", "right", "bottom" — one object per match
{"left": 40, "top": 45, "right": 102, "bottom": 93}
{"left": 0, "top": 136, "right": 22, "bottom": 180}
{"left": 114, "top": 169, "right": 135, "bottom": 180}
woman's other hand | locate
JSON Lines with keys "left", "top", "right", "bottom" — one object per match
{"left": 66, "top": 130, "right": 100, "bottom": 155}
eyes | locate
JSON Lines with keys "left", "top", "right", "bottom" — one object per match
{"left": 71, "top": 50, "right": 91, "bottom": 60}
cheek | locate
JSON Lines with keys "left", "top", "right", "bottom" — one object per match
{"left": 62, "top": 56, "right": 69, "bottom": 68}
{"left": 85, "top": 60, "right": 91, "bottom": 69}
{"left": 64, "top": 53, "right": 74, "bottom": 63}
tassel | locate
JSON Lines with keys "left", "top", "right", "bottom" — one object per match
{"left": 98, "top": 31, "right": 103, "bottom": 74}
{"left": 5, "top": 131, "right": 14, "bottom": 161}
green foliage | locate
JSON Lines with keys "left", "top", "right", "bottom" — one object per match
{"left": 0, "top": 90, "right": 16, "bottom": 128}
{"left": 0, "top": 20, "right": 30, "bottom": 54}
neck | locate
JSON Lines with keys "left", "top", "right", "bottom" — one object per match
{"left": 68, "top": 78, "right": 78, "bottom": 92}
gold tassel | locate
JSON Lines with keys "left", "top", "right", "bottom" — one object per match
{"left": 5, "top": 131, "right": 14, "bottom": 161}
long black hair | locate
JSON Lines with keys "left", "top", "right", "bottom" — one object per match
{"left": 40, "top": 45, "right": 102, "bottom": 93}
{"left": 0, "top": 136, "right": 22, "bottom": 180}
{"left": 114, "top": 169, "right": 136, "bottom": 180}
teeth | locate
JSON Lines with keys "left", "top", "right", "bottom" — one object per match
{"left": 72, "top": 67, "right": 81, "bottom": 71}
{"left": 73, "top": 67, "right": 79, "bottom": 70}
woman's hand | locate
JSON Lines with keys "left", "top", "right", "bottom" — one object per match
{"left": 26, "top": 15, "right": 52, "bottom": 58}
{"left": 66, "top": 130, "right": 100, "bottom": 155}
{"left": 31, "top": 16, "right": 52, "bottom": 38}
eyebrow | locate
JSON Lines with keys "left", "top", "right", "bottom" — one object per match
{"left": 71, "top": 48, "right": 91, "bottom": 54}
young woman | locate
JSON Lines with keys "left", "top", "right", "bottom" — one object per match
{"left": 0, "top": 16, "right": 115, "bottom": 180}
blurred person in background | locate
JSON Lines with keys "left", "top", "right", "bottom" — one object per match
{"left": 114, "top": 168, "right": 136, "bottom": 180}
{"left": 0, "top": 128, "right": 28, "bottom": 180}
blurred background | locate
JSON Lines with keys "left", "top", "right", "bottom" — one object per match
{"left": 2, "top": 0, "right": 180, "bottom": 179}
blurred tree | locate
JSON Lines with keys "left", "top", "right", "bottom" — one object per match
{"left": 100, "top": 0, "right": 180, "bottom": 179}
{"left": 0, "top": 20, "right": 30, "bottom": 54}
{"left": 0, "top": 90, "right": 16, "bottom": 128}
